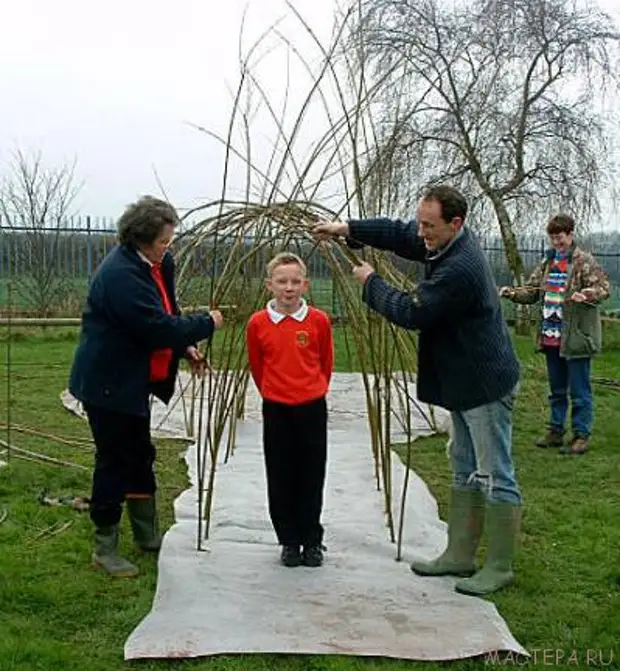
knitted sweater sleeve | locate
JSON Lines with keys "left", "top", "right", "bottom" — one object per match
{"left": 347, "top": 218, "right": 427, "bottom": 262}
{"left": 362, "top": 262, "right": 474, "bottom": 331}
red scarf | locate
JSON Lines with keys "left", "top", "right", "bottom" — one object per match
{"left": 149, "top": 264, "right": 174, "bottom": 382}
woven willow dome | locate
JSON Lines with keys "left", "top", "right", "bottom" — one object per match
{"left": 165, "top": 7, "right": 441, "bottom": 558}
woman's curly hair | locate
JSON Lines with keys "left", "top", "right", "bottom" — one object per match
{"left": 117, "top": 196, "right": 180, "bottom": 247}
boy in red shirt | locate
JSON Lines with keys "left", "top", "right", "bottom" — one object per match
{"left": 246, "top": 252, "right": 334, "bottom": 567}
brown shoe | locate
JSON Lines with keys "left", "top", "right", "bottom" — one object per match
{"left": 560, "top": 436, "right": 589, "bottom": 455}
{"left": 535, "top": 428, "right": 564, "bottom": 448}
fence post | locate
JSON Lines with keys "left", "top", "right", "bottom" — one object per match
{"left": 86, "top": 215, "right": 93, "bottom": 279}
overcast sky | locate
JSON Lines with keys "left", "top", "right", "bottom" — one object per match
{"left": 1, "top": 0, "right": 619, "bottom": 225}
{"left": 0, "top": 0, "right": 338, "bottom": 219}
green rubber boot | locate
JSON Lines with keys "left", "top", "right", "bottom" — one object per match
{"left": 92, "top": 525, "right": 139, "bottom": 577}
{"left": 126, "top": 497, "right": 162, "bottom": 552}
{"left": 455, "top": 502, "right": 521, "bottom": 596}
{"left": 411, "top": 488, "right": 486, "bottom": 577}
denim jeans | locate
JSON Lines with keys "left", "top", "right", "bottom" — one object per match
{"left": 544, "top": 347, "right": 592, "bottom": 438}
{"left": 449, "top": 388, "right": 522, "bottom": 505}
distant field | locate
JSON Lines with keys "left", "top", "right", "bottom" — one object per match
{"left": 0, "top": 276, "right": 352, "bottom": 317}
{"left": 1, "top": 274, "right": 619, "bottom": 318}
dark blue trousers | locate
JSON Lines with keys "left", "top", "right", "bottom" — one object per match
{"left": 85, "top": 403, "right": 156, "bottom": 527}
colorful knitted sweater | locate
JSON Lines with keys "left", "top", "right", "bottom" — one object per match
{"left": 507, "top": 245, "right": 610, "bottom": 359}
{"left": 541, "top": 250, "right": 569, "bottom": 347}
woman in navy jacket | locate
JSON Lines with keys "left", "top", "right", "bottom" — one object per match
{"left": 69, "top": 196, "right": 222, "bottom": 577}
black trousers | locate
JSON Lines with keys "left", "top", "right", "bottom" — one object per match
{"left": 85, "top": 404, "right": 156, "bottom": 527}
{"left": 262, "top": 397, "right": 327, "bottom": 547}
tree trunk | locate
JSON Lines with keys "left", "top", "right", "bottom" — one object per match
{"left": 488, "top": 194, "right": 530, "bottom": 335}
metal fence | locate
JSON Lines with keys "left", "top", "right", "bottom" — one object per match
{"left": 1, "top": 219, "right": 619, "bottom": 315}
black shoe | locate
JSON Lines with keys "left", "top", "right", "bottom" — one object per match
{"left": 302, "top": 544, "right": 325, "bottom": 567}
{"left": 280, "top": 545, "right": 302, "bottom": 567}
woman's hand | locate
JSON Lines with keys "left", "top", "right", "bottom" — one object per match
{"left": 209, "top": 310, "right": 224, "bottom": 329}
{"left": 570, "top": 288, "right": 597, "bottom": 303}
{"left": 570, "top": 291, "right": 588, "bottom": 303}
{"left": 185, "top": 345, "right": 210, "bottom": 377}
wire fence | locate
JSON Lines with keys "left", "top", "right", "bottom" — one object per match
{"left": 1, "top": 218, "right": 619, "bottom": 317}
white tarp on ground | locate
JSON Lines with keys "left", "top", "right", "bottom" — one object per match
{"left": 64, "top": 373, "right": 527, "bottom": 662}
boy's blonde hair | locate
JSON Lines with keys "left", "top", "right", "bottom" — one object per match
{"left": 266, "top": 252, "right": 307, "bottom": 278}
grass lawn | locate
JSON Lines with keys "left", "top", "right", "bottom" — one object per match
{"left": 0, "top": 326, "right": 619, "bottom": 671}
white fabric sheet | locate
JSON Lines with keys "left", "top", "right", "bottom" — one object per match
{"left": 64, "top": 373, "right": 527, "bottom": 661}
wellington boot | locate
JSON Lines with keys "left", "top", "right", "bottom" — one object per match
{"left": 411, "top": 488, "right": 485, "bottom": 578}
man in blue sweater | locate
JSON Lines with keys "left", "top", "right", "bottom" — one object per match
{"left": 315, "top": 185, "right": 521, "bottom": 595}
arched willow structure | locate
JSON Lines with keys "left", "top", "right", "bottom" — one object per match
{"left": 165, "top": 5, "right": 442, "bottom": 560}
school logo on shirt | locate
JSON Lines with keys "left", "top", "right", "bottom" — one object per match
{"left": 296, "top": 330, "right": 310, "bottom": 347}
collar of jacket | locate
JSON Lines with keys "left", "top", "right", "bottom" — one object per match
{"left": 425, "top": 226, "right": 466, "bottom": 264}
{"left": 119, "top": 244, "right": 174, "bottom": 273}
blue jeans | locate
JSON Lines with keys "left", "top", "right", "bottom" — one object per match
{"left": 544, "top": 347, "right": 592, "bottom": 438}
{"left": 450, "top": 389, "right": 522, "bottom": 505}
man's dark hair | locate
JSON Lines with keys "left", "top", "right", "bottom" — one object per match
{"left": 117, "top": 196, "right": 180, "bottom": 247}
{"left": 421, "top": 185, "right": 468, "bottom": 223}
{"left": 546, "top": 213, "right": 575, "bottom": 236}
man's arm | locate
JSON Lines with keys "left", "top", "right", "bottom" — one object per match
{"left": 347, "top": 218, "right": 427, "bottom": 262}
{"left": 314, "top": 218, "right": 427, "bottom": 262}
{"left": 362, "top": 264, "right": 473, "bottom": 331}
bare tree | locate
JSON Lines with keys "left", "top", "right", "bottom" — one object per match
{"left": 354, "top": 0, "right": 620, "bottom": 287}
{"left": 0, "top": 150, "right": 81, "bottom": 316}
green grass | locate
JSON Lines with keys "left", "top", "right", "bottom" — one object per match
{"left": 0, "top": 328, "right": 619, "bottom": 671}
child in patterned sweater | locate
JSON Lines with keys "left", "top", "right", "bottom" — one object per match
{"left": 501, "top": 214, "right": 610, "bottom": 454}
